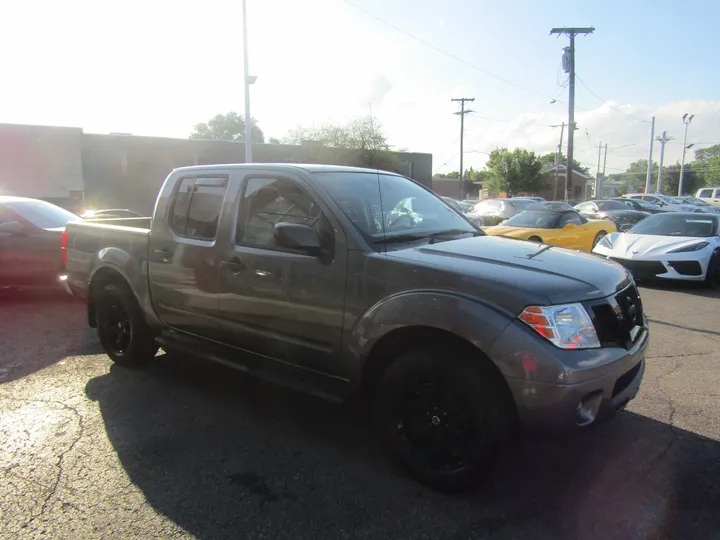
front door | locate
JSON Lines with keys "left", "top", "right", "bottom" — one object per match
{"left": 217, "top": 173, "right": 348, "bottom": 376}
{"left": 147, "top": 175, "right": 228, "bottom": 339}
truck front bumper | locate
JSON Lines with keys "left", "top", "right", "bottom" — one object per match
{"left": 501, "top": 324, "right": 649, "bottom": 433}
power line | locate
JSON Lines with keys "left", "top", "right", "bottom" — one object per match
{"left": 575, "top": 74, "right": 651, "bottom": 124}
{"left": 466, "top": 111, "right": 560, "bottom": 128}
{"left": 341, "top": 0, "right": 557, "bottom": 102}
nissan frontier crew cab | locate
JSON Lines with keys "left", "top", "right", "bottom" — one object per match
{"left": 63, "top": 164, "right": 648, "bottom": 492}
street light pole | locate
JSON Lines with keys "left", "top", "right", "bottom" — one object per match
{"left": 242, "top": 0, "right": 253, "bottom": 163}
{"left": 678, "top": 113, "right": 694, "bottom": 196}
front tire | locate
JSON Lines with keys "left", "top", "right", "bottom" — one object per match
{"left": 706, "top": 251, "right": 720, "bottom": 289}
{"left": 96, "top": 282, "right": 158, "bottom": 366}
{"left": 374, "top": 347, "right": 515, "bottom": 492}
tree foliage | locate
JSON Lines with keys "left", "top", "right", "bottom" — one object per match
{"left": 189, "top": 112, "right": 265, "bottom": 143}
{"left": 284, "top": 115, "right": 403, "bottom": 173}
{"left": 538, "top": 152, "right": 589, "bottom": 174}
{"left": 694, "top": 144, "right": 720, "bottom": 187}
{"left": 662, "top": 163, "right": 704, "bottom": 196}
{"left": 485, "top": 148, "right": 544, "bottom": 196}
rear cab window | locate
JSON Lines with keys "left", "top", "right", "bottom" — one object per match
{"left": 169, "top": 176, "right": 228, "bottom": 240}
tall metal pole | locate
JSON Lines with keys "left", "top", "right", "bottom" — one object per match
{"left": 678, "top": 113, "right": 694, "bottom": 196}
{"left": 600, "top": 142, "right": 607, "bottom": 197}
{"left": 644, "top": 116, "right": 655, "bottom": 193}
{"left": 656, "top": 131, "right": 673, "bottom": 194}
{"left": 594, "top": 141, "right": 602, "bottom": 198}
{"left": 551, "top": 27, "right": 594, "bottom": 201}
{"left": 451, "top": 97, "right": 474, "bottom": 198}
{"left": 553, "top": 122, "right": 565, "bottom": 200}
{"left": 242, "top": 0, "right": 253, "bottom": 163}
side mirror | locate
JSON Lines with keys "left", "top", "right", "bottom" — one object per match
{"left": 0, "top": 221, "right": 28, "bottom": 235}
{"left": 274, "top": 222, "right": 322, "bottom": 256}
{"left": 564, "top": 223, "right": 577, "bottom": 229}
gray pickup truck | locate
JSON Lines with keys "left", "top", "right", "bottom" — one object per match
{"left": 64, "top": 164, "right": 648, "bottom": 491}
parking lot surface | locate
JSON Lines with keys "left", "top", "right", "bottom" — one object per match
{"left": 1, "top": 285, "right": 719, "bottom": 540}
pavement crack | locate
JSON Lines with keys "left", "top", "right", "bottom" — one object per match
{"left": 4, "top": 396, "right": 87, "bottom": 527}
{"left": 646, "top": 351, "right": 715, "bottom": 360}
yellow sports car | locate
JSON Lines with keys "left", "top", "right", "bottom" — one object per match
{"left": 485, "top": 208, "right": 617, "bottom": 252}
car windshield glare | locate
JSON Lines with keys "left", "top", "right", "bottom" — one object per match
{"left": 312, "top": 172, "right": 477, "bottom": 244}
{"left": 627, "top": 214, "right": 718, "bottom": 237}
{"left": 503, "top": 211, "right": 560, "bottom": 229}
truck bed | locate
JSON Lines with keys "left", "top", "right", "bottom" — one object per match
{"left": 64, "top": 217, "right": 152, "bottom": 302}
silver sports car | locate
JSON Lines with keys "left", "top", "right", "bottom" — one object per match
{"left": 592, "top": 212, "right": 720, "bottom": 286}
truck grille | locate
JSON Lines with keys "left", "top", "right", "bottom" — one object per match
{"left": 589, "top": 283, "right": 644, "bottom": 349}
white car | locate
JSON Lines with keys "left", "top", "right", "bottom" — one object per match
{"left": 695, "top": 187, "right": 720, "bottom": 206}
{"left": 625, "top": 193, "right": 701, "bottom": 213}
{"left": 592, "top": 212, "right": 720, "bottom": 286}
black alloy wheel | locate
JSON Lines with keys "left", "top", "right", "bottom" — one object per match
{"left": 592, "top": 231, "right": 607, "bottom": 249}
{"left": 99, "top": 300, "right": 132, "bottom": 356}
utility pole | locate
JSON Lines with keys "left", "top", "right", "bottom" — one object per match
{"left": 594, "top": 141, "right": 603, "bottom": 198}
{"left": 553, "top": 122, "right": 565, "bottom": 200}
{"left": 550, "top": 26, "right": 594, "bottom": 201}
{"left": 655, "top": 131, "right": 673, "bottom": 194}
{"left": 600, "top": 142, "right": 607, "bottom": 197}
{"left": 645, "top": 116, "right": 655, "bottom": 193}
{"left": 451, "top": 97, "right": 474, "bottom": 198}
{"left": 242, "top": 0, "right": 255, "bottom": 163}
{"left": 678, "top": 113, "right": 694, "bottom": 196}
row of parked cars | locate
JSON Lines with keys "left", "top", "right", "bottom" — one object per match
{"left": 438, "top": 191, "right": 720, "bottom": 287}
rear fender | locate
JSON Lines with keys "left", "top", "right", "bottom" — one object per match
{"left": 87, "top": 248, "right": 161, "bottom": 329}
{"left": 345, "top": 291, "right": 513, "bottom": 383}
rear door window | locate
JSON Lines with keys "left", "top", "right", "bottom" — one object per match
{"left": 698, "top": 189, "right": 713, "bottom": 198}
{"left": 170, "top": 176, "right": 228, "bottom": 240}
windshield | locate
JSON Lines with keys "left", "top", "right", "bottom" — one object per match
{"left": 545, "top": 202, "right": 573, "bottom": 210}
{"left": 313, "top": 172, "right": 478, "bottom": 245}
{"left": 502, "top": 211, "right": 561, "bottom": 228}
{"left": 2, "top": 200, "right": 80, "bottom": 229}
{"left": 683, "top": 197, "right": 709, "bottom": 206}
{"left": 595, "top": 200, "right": 628, "bottom": 210}
{"left": 508, "top": 199, "right": 544, "bottom": 209}
{"left": 656, "top": 194, "right": 684, "bottom": 204}
{"left": 627, "top": 214, "right": 718, "bottom": 237}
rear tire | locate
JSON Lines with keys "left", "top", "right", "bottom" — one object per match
{"left": 528, "top": 236, "right": 542, "bottom": 244}
{"left": 374, "top": 346, "right": 515, "bottom": 492}
{"left": 96, "top": 282, "right": 158, "bottom": 367}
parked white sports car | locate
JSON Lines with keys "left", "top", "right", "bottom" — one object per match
{"left": 592, "top": 212, "right": 720, "bottom": 286}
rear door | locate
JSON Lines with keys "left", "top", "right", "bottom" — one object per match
{"left": 0, "top": 206, "right": 48, "bottom": 285}
{"left": 216, "top": 171, "right": 348, "bottom": 376}
{"left": 147, "top": 175, "right": 228, "bottom": 339}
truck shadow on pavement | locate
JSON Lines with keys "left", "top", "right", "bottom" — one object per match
{"left": 85, "top": 353, "right": 720, "bottom": 540}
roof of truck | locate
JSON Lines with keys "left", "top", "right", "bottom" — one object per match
{"left": 172, "top": 163, "right": 404, "bottom": 175}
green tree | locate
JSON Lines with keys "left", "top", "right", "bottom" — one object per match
{"left": 662, "top": 163, "right": 704, "bottom": 196}
{"left": 619, "top": 159, "right": 657, "bottom": 193}
{"left": 284, "top": 115, "right": 403, "bottom": 172}
{"left": 485, "top": 148, "right": 544, "bottom": 196}
{"left": 694, "top": 144, "right": 720, "bottom": 187}
{"left": 189, "top": 112, "right": 265, "bottom": 143}
{"left": 538, "top": 152, "right": 589, "bottom": 174}
{"left": 444, "top": 171, "right": 461, "bottom": 178}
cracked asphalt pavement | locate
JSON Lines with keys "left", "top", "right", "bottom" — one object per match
{"left": 1, "top": 285, "right": 719, "bottom": 539}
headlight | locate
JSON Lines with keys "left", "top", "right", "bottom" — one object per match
{"left": 668, "top": 241, "right": 710, "bottom": 253}
{"left": 519, "top": 303, "right": 600, "bottom": 349}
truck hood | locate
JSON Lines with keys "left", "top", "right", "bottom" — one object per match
{"left": 387, "top": 235, "right": 631, "bottom": 309}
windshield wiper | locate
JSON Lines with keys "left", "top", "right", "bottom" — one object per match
{"left": 375, "top": 229, "right": 481, "bottom": 245}
{"left": 374, "top": 234, "right": 431, "bottom": 245}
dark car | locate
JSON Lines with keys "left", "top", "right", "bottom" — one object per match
{"left": 544, "top": 201, "right": 575, "bottom": 211}
{"left": 82, "top": 208, "right": 144, "bottom": 219}
{"left": 575, "top": 199, "right": 649, "bottom": 231}
{"left": 613, "top": 197, "right": 666, "bottom": 214}
{"left": 0, "top": 196, "right": 81, "bottom": 287}
{"left": 467, "top": 198, "right": 546, "bottom": 226}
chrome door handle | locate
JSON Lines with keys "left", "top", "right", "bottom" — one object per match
{"left": 224, "top": 258, "right": 246, "bottom": 275}
{"left": 153, "top": 247, "right": 173, "bottom": 262}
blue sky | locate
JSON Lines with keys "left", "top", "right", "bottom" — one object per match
{"left": 1, "top": 0, "right": 717, "bottom": 175}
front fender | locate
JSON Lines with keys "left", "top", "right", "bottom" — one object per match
{"left": 345, "top": 291, "right": 514, "bottom": 382}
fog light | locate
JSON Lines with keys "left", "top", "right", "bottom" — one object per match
{"left": 576, "top": 391, "right": 603, "bottom": 426}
